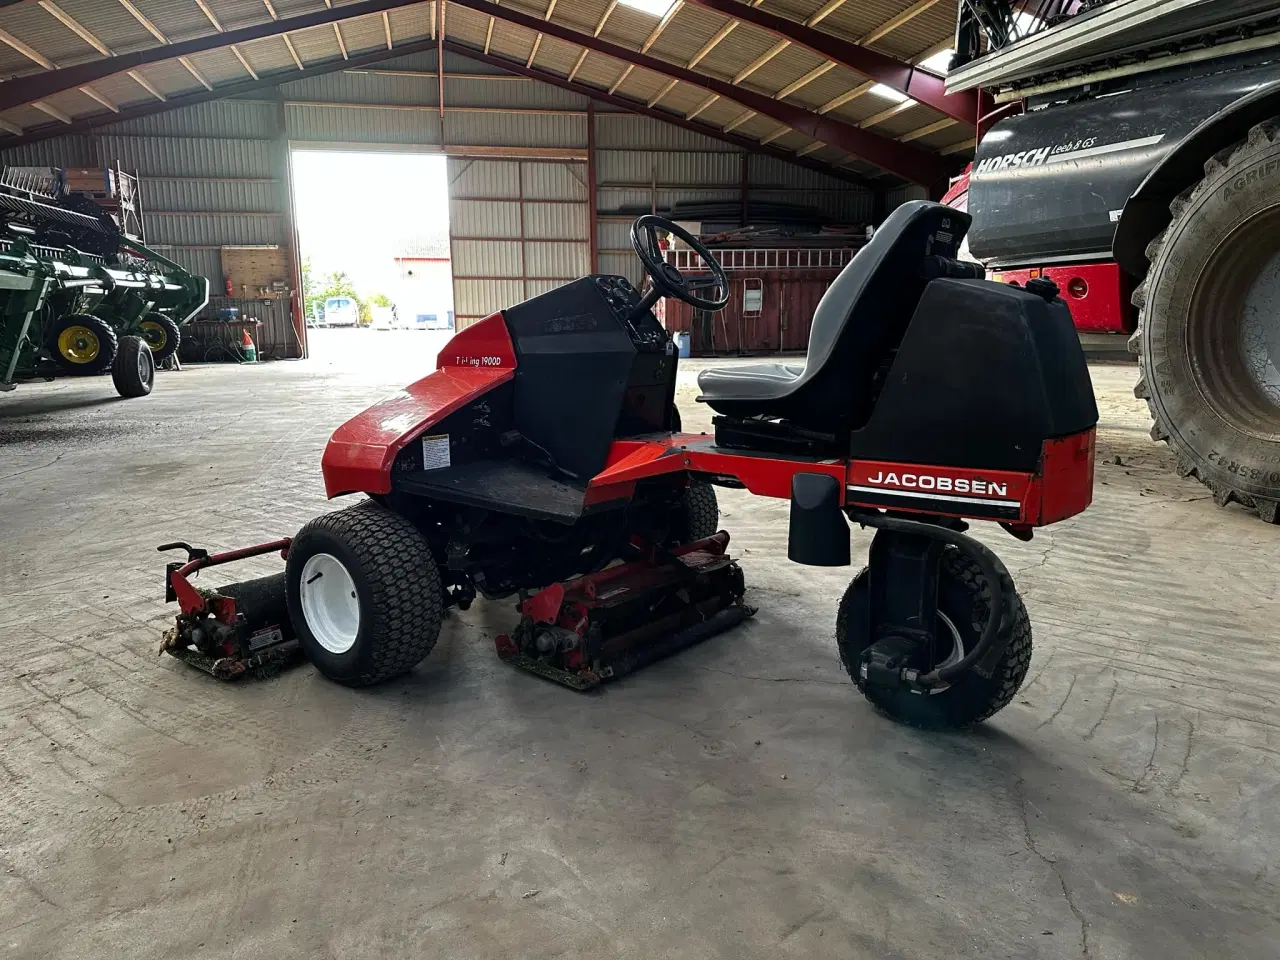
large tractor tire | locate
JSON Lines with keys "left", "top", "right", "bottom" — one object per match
{"left": 1132, "top": 118, "right": 1280, "bottom": 523}
{"left": 49, "top": 314, "right": 117, "bottom": 375}
{"left": 835, "top": 547, "right": 1033, "bottom": 730}
{"left": 139, "top": 313, "right": 181, "bottom": 363}
{"left": 285, "top": 501, "right": 443, "bottom": 687}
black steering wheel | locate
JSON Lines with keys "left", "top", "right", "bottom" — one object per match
{"left": 630, "top": 214, "right": 730, "bottom": 312}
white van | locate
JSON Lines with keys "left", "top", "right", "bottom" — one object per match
{"left": 324, "top": 296, "right": 360, "bottom": 328}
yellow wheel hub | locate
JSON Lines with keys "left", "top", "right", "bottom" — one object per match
{"left": 57, "top": 325, "right": 101, "bottom": 364}
{"left": 140, "top": 320, "right": 167, "bottom": 352}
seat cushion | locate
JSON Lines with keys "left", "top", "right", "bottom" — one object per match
{"left": 697, "top": 362, "right": 805, "bottom": 405}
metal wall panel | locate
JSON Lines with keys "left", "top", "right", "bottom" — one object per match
{"left": 523, "top": 241, "right": 587, "bottom": 280}
{"left": 596, "top": 150, "right": 740, "bottom": 186}
{"left": 452, "top": 239, "right": 522, "bottom": 277}
{"left": 145, "top": 214, "right": 283, "bottom": 246}
{"left": 286, "top": 103, "right": 442, "bottom": 146}
{"left": 596, "top": 186, "right": 740, "bottom": 213}
{"left": 448, "top": 156, "right": 589, "bottom": 323}
{"left": 452, "top": 200, "right": 521, "bottom": 239}
{"left": 751, "top": 188, "right": 873, "bottom": 224}
{"left": 523, "top": 203, "right": 588, "bottom": 240}
{"left": 283, "top": 70, "right": 440, "bottom": 107}
{"left": 443, "top": 76, "right": 587, "bottom": 111}
{"left": 455, "top": 278, "right": 523, "bottom": 320}
{"left": 443, "top": 112, "right": 585, "bottom": 149}
{"left": 0, "top": 137, "right": 92, "bottom": 167}
{"left": 595, "top": 114, "right": 728, "bottom": 153}
{"left": 141, "top": 177, "right": 283, "bottom": 214}
{"left": 521, "top": 163, "right": 587, "bottom": 201}
{"left": 99, "top": 99, "right": 278, "bottom": 138}
{"left": 153, "top": 246, "right": 222, "bottom": 283}
{"left": 599, "top": 253, "right": 642, "bottom": 287}
{"left": 97, "top": 135, "right": 278, "bottom": 178}
{"left": 451, "top": 159, "right": 519, "bottom": 198}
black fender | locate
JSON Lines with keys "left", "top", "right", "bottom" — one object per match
{"left": 1113, "top": 78, "right": 1280, "bottom": 277}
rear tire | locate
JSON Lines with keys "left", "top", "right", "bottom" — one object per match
{"left": 835, "top": 547, "right": 1032, "bottom": 729}
{"left": 286, "top": 501, "right": 442, "bottom": 687}
{"left": 111, "top": 335, "right": 154, "bottom": 397}
{"left": 1132, "top": 118, "right": 1280, "bottom": 523}
{"left": 49, "top": 314, "right": 117, "bottom": 375}
{"left": 139, "top": 313, "right": 181, "bottom": 363}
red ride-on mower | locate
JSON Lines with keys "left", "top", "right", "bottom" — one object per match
{"left": 161, "top": 201, "right": 1097, "bottom": 728}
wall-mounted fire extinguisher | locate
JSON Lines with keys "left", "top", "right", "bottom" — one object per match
{"left": 224, "top": 275, "right": 234, "bottom": 297}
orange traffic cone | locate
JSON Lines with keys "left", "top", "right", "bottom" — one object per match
{"left": 240, "top": 327, "right": 257, "bottom": 363}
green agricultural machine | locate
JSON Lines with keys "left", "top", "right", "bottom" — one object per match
{"left": 0, "top": 166, "right": 208, "bottom": 397}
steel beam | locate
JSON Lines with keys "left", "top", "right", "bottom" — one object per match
{"left": 0, "top": 37, "right": 441, "bottom": 149}
{"left": 0, "top": 0, "right": 427, "bottom": 112}
{"left": 678, "top": 0, "right": 979, "bottom": 125}
{"left": 441, "top": 39, "right": 878, "bottom": 188}
{"left": 441, "top": 0, "right": 947, "bottom": 184}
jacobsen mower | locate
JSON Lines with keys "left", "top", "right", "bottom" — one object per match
{"left": 160, "top": 200, "right": 1097, "bottom": 729}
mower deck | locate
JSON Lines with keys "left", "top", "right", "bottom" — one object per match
{"left": 495, "top": 532, "right": 755, "bottom": 690}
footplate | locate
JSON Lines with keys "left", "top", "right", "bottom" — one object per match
{"left": 494, "top": 532, "right": 755, "bottom": 690}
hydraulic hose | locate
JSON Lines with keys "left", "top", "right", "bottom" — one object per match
{"left": 853, "top": 513, "right": 1015, "bottom": 687}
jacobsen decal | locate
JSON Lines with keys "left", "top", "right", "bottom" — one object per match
{"left": 974, "top": 134, "right": 1166, "bottom": 175}
{"left": 847, "top": 464, "right": 1029, "bottom": 507}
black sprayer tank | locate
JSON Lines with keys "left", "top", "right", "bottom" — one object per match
{"left": 967, "top": 57, "right": 1280, "bottom": 268}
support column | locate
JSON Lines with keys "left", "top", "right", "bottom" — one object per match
{"left": 587, "top": 100, "right": 598, "bottom": 273}
{"left": 275, "top": 90, "right": 306, "bottom": 358}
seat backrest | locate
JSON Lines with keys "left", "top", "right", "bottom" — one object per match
{"left": 788, "top": 200, "right": 971, "bottom": 430}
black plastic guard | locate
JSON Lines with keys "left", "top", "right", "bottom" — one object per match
{"left": 788, "top": 473, "right": 850, "bottom": 566}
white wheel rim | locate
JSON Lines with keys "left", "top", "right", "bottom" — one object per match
{"left": 299, "top": 552, "right": 361, "bottom": 654}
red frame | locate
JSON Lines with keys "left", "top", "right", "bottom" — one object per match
{"left": 321, "top": 313, "right": 1096, "bottom": 530}
{"left": 990, "top": 262, "right": 1133, "bottom": 333}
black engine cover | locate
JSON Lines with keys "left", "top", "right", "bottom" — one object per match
{"left": 502, "top": 276, "right": 677, "bottom": 483}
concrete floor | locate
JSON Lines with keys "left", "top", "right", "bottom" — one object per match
{"left": 1, "top": 328, "right": 1277, "bottom": 959}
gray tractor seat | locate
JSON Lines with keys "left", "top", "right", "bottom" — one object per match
{"left": 695, "top": 201, "right": 967, "bottom": 435}
{"left": 697, "top": 362, "right": 805, "bottom": 400}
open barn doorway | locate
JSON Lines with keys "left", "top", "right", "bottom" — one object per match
{"left": 290, "top": 148, "right": 454, "bottom": 377}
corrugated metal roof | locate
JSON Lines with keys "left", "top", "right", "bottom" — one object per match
{"left": 55, "top": 0, "right": 158, "bottom": 52}
{"left": 0, "top": 0, "right": 960, "bottom": 187}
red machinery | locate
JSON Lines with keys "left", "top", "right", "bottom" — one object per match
{"left": 162, "top": 202, "right": 1097, "bottom": 730}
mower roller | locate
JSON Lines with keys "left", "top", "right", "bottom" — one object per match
{"left": 160, "top": 201, "right": 1098, "bottom": 729}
